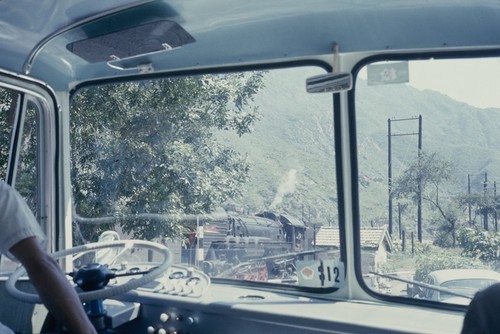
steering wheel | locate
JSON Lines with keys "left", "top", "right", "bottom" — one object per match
{"left": 6, "top": 239, "right": 172, "bottom": 303}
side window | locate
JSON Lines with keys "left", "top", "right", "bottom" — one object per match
{"left": 14, "top": 101, "right": 38, "bottom": 212}
{"left": 356, "top": 57, "right": 500, "bottom": 305}
{"left": 0, "top": 88, "right": 38, "bottom": 210}
{"left": 0, "top": 87, "right": 39, "bottom": 273}
{"left": 0, "top": 87, "right": 17, "bottom": 180}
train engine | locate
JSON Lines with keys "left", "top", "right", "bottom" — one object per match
{"left": 181, "top": 210, "right": 311, "bottom": 281}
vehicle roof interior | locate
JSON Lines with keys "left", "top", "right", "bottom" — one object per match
{"left": 2, "top": 0, "right": 500, "bottom": 88}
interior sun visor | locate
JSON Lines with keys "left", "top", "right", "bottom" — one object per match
{"left": 66, "top": 20, "right": 195, "bottom": 63}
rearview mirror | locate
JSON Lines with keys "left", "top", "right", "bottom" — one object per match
{"left": 306, "top": 72, "right": 352, "bottom": 93}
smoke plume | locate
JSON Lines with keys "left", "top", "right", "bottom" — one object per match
{"left": 271, "top": 169, "right": 297, "bottom": 209}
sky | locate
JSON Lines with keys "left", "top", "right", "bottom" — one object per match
{"left": 407, "top": 58, "right": 500, "bottom": 109}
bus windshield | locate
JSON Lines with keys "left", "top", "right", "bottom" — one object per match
{"left": 70, "top": 66, "right": 343, "bottom": 288}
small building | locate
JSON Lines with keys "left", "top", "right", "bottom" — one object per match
{"left": 314, "top": 225, "right": 393, "bottom": 274}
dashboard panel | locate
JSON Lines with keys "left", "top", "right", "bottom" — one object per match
{"left": 103, "top": 265, "right": 465, "bottom": 334}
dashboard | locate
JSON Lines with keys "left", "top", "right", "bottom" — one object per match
{"left": 103, "top": 265, "right": 465, "bottom": 334}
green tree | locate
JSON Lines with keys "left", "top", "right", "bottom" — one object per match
{"left": 0, "top": 89, "right": 38, "bottom": 210}
{"left": 456, "top": 192, "right": 500, "bottom": 230}
{"left": 0, "top": 88, "right": 16, "bottom": 177}
{"left": 70, "top": 72, "right": 264, "bottom": 242}
{"left": 413, "top": 245, "right": 486, "bottom": 281}
{"left": 427, "top": 205, "right": 460, "bottom": 247}
{"left": 393, "top": 152, "right": 458, "bottom": 245}
{"left": 457, "top": 227, "right": 500, "bottom": 270}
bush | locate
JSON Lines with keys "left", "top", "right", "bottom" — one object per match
{"left": 457, "top": 227, "right": 500, "bottom": 269}
{"left": 414, "top": 245, "right": 486, "bottom": 281}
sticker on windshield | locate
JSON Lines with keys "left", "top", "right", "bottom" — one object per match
{"left": 366, "top": 61, "right": 409, "bottom": 86}
{"left": 295, "top": 259, "right": 345, "bottom": 288}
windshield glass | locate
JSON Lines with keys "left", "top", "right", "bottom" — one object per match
{"left": 356, "top": 56, "right": 500, "bottom": 304}
{"left": 70, "top": 66, "right": 343, "bottom": 288}
{"left": 439, "top": 279, "right": 497, "bottom": 300}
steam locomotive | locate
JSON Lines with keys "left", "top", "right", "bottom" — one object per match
{"left": 181, "top": 210, "right": 314, "bottom": 280}
{"left": 74, "top": 208, "right": 315, "bottom": 282}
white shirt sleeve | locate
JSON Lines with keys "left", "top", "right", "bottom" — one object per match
{"left": 0, "top": 182, "right": 45, "bottom": 261}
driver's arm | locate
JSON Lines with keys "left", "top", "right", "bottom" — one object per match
{"left": 10, "top": 237, "right": 97, "bottom": 334}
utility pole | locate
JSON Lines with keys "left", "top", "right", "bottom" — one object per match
{"left": 484, "top": 172, "right": 488, "bottom": 230}
{"left": 398, "top": 202, "right": 402, "bottom": 239}
{"left": 468, "top": 174, "right": 472, "bottom": 223}
{"left": 388, "top": 118, "right": 393, "bottom": 235}
{"left": 417, "top": 115, "right": 423, "bottom": 241}
{"left": 493, "top": 181, "right": 498, "bottom": 232}
{"left": 495, "top": 181, "right": 498, "bottom": 231}
{"left": 388, "top": 115, "right": 422, "bottom": 240}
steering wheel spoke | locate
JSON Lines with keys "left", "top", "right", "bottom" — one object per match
{"left": 6, "top": 240, "right": 172, "bottom": 303}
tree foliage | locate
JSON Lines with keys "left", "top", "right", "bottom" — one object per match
{"left": 393, "top": 151, "right": 459, "bottom": 245}
{"left": 457, "top": 227, "right": 500, "bottom": 270}
{"left": 0, "top": 88, "right": 15, "bottom": 177}
{"left": 456, "top": 192, "right": 500, "bottom": 230}
{"left": 70, "top": 73, "right": 265, "bottom": 242}
{"left": 393, "top": 151, "right": 453, "bottom": 205}
{"left": 429, "top": 206, "right": 460, "bottom": 247}
{"left": 413, "top": 244, "right": 486, "bottom": 281}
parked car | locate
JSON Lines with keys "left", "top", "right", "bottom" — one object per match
{"left": 421, "top": 269, "right": 500, "bottom": 304}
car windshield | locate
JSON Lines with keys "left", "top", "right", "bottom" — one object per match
{"left": 356, "top": 56, "right": 500, "bottom": 303}
{"left": 440, "top": 279, "right": 497, "bottom": 299}
{"left": 70, "top": 66, "right": 343, "bottom": 288}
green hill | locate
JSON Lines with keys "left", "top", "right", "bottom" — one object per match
{"left": 219, "top": 67, "right": 500, "bottom": 228}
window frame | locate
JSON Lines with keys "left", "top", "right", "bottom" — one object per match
{"left": 349, "top": 49, "right": 500, "bottom": 309}
{"left": 0, "top": 72, "right": 59, "bottom": 256}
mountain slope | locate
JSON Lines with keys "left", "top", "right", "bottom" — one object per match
{"left": 222, "top": 67, "right": 500, "bottom": 226}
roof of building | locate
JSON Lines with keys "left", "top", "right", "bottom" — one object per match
{"left": 315, "top": 225, "right": 392, "bottom": 250}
